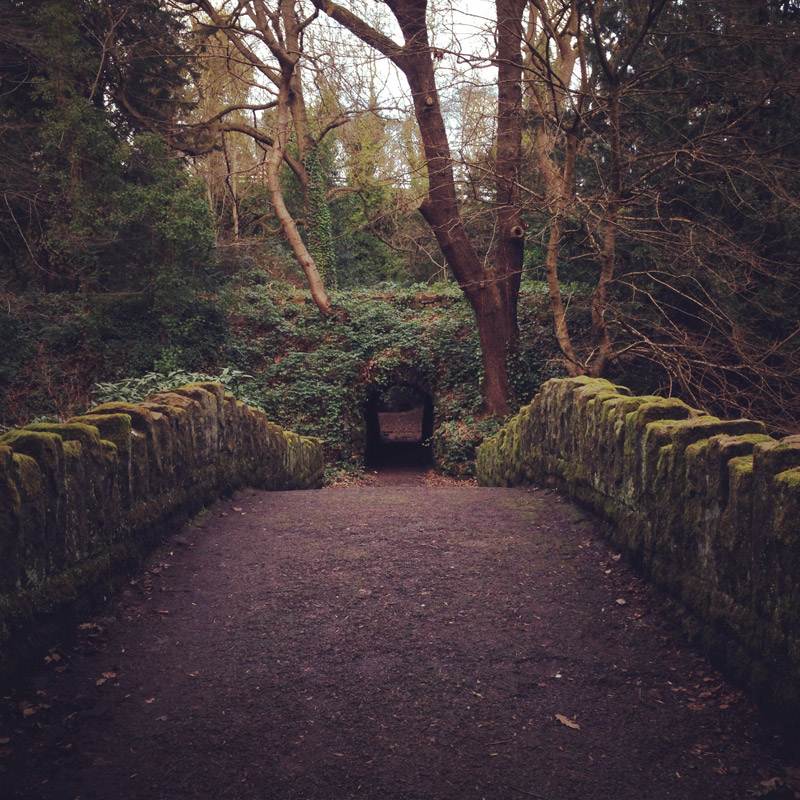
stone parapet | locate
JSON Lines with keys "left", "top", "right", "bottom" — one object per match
{"left": 477, "top": 376, "right": 800, "bottom": 722}
{"left": 0, "top": 383, "right": 323, "bottom": 680}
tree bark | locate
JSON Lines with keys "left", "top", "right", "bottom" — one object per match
{"left": 315, "top": 0, "right": 525, "bottom": 415}
{"left": 266, "top": 79, "right": 332, "bottom": 315}
{"left": 545, "top": 216, "right": 582, "bottom": 376}
{"left": 494, "top": 0, "right": 527, "bottom": 349}
{"left": 588, "top": 83, "right": 620, "bottom": 377}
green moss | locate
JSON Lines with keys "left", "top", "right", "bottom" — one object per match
{"left": 776, "top": 466, "right": 800, "bottom": 490}
{"left": 772, "top": 468, "right": 800, "bottom": 546}
{"left": 11, "top": 452, "right": 42, "bottom": 496}
{"left": 728, "top": 454, "right": 754, "bottom": 479}
{"left": 754, "top": 439, "right": 800, "bottom": 475}
{"left": 631, "top": 398, "right": 695, "bottom": 433}
{"left": 69, "top": 413, "right": 131, "bottom": 456}
{"left": 471, "top": 377, "right": 800, "bottom": 723}
{"left": 0, "top": 428, "right": 63, "bottom": 464}
{"left": 62, "top": 440, "right": 82, "bottom": 459}
{"left": 0, "top": 445, "right": 21, "bottom": 516}
{"left": 732, "top": 433, "right": 775, "bottom": 446}
{"left": 669, "top": 417, "right": 766, "bottom": 452}
{"left": 26, "top": 422, "right": 103, "bottom": 447}
{"left": 685, "top": 438, "right": 710, "bottom": 458}
{"left": 1, "top": 381, "right": 325, "bottom": 684}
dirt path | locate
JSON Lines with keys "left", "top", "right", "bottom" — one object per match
{"left": 1, "top": 484, "right": 797, "bottom": 800}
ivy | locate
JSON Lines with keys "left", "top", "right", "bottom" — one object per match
{"left": 219, "top": 281, "right": 563, "bottom": 477}
{"left": 303, "top": 148, "right": 337, "bottom": 290}
{"left": 93, "top": 367, "right": 254, "bottom": 405}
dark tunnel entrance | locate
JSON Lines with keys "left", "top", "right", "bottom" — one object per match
{"left": 364, "top": 384, "right": 434, "bottom": 469}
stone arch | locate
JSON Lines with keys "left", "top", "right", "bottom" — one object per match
{"left": 364, "top": 380, "right": 435, "bottom": 468}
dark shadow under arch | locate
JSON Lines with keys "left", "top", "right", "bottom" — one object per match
{"left": 364, "top": 383, "right": 434, "bottom": 468}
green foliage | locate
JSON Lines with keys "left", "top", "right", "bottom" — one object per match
{"left": 0, "top": 281, "right": 228, "bottom": 428}
{"left": 0, "top": 1, "right": 224, "bottom": 427}
{"left": 432, "top": 416, "right": 504, "bottom": 478}
{"left": 219, "top": 280, "right": 562, "bottom": 477}
{"left": 0, "top": 0, "right": 197, "bottom": 289}
{"left": 93, "top": 367, "right": 254, "bottom": 405}
{"left": 303, "top": 149, "right": 337, "bottom": 289}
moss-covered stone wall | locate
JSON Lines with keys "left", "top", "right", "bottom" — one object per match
{"left": 477, "top": 376, "right": 800, "bottom": 721}
{"left": 0, "top": 383, "right": 323, "bottom": 680}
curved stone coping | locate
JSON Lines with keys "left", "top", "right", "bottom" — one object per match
{"left": 0, "top": 383, "right": 324, "bottom": 680}
{"left": 477, "top": 376, "right": 800, "bottom": 724}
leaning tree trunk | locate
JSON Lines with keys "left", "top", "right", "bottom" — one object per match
{"left": 267, "top": 78, "right": 332, "bottom": 315}
{"left": 289, "top": 71, "right": 338, "bottom": 291}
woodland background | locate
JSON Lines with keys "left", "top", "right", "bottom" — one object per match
{"left": 1, "top": 0, "right": 798, "bottom": 477}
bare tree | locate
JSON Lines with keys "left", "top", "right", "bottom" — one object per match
{"left": 175, "top": 0, "right": 334, "bottom": 313}
{"left": 520, "top": 0, "right": 668, "bottom": 377}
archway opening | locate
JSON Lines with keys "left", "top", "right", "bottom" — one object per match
{"left": 364, "top": 383, "right": 434, "bottom": 469}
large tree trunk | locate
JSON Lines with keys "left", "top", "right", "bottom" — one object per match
{"left": 468, "top": 286, "right": 519, "bottom": 415}
{"left": 316, "top": 0, "right": 524, "bottom": 416}
{"left": 403, "top": 31, "right": 517, "bottom": 415}
{"left": 494, "top": 0, "right": 526, "bottom": 352}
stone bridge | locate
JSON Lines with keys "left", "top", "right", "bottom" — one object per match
{"left": 0, "top": 383, "right": 323, "bottom": 679}
{"left": 1, "top": 377, "right": 799, "bottom": 755}
{"left": 478, "top": 377, "right": 800, "bottom": 722}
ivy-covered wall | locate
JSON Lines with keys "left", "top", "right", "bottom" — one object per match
{"left": 0, "top": 382, "right": 323, "bottom": 680}
{"left": 477, "top": 376, "right": 800, "bottom": 722}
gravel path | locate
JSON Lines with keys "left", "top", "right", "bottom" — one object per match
{"left": 1, "top": 484, "right": 796, "bottom": 799}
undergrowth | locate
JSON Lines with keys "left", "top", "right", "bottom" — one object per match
{"left": 9, "top": 279, "right": 565, "bottom": 478}
{"left": 216, "top": 280, "right": 562, "bottom": 478}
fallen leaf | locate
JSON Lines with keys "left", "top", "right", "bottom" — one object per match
{"left": 0, "top": 737, "right": 9, "bottom": 744}
{"left": 102, "top": 671, "right": 116, "bottom": 679}
{"left": 145, "top": 698, "right": 155, "bottom": 704}
{"left": 616, "top": 598, "right": 627, "bottom": 606}
{"left": 555, "top": 714, "right": 580, "bottom": 730}
{"left": 233, "top": 507, "right": 243, "bottom": 512}
{"left": 22, "top": 707, "right": 36, "bottom": 717}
